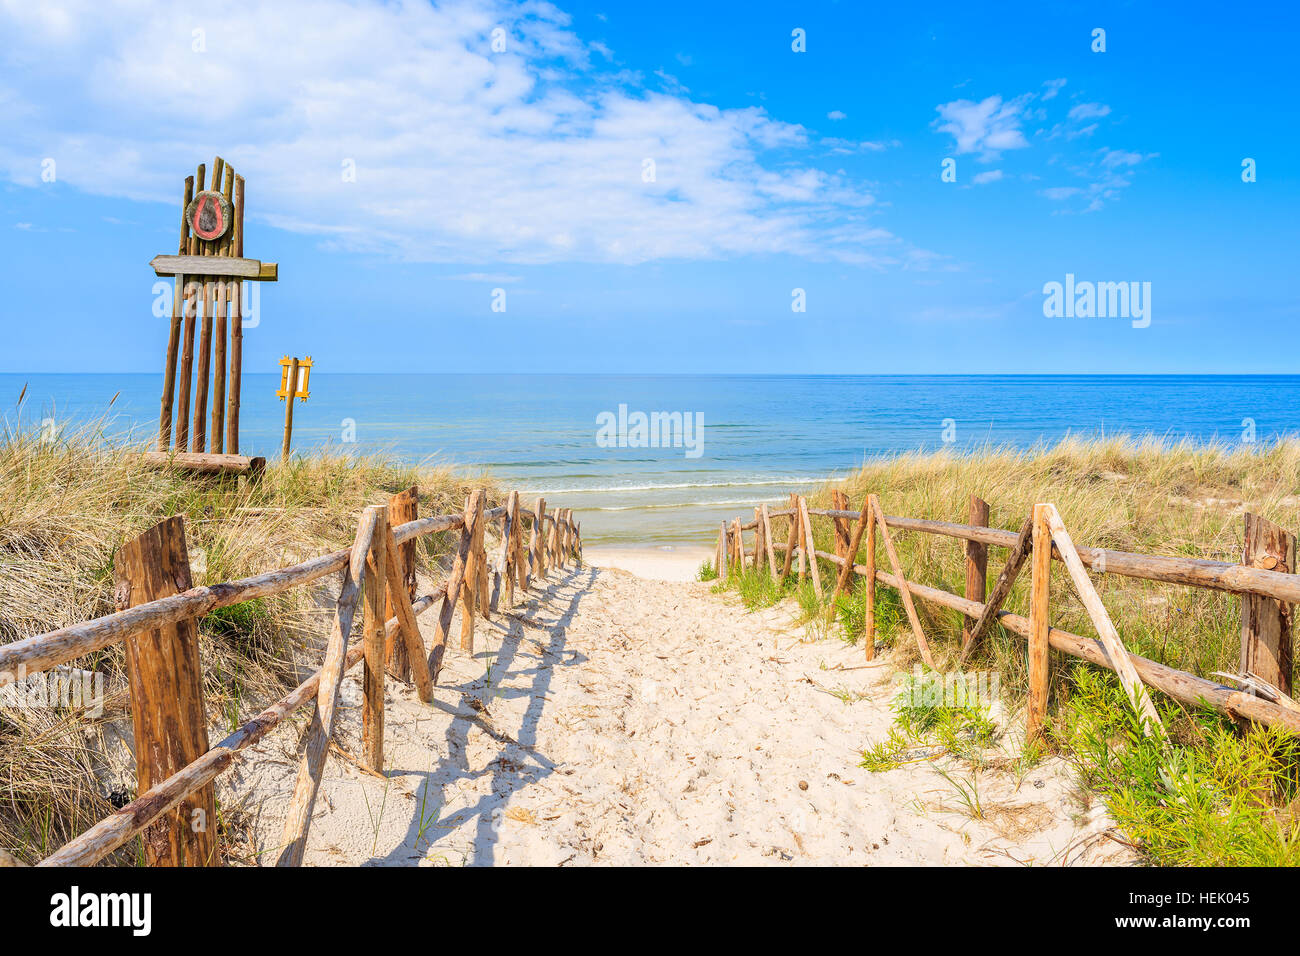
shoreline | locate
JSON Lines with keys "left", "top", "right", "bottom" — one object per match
{"left": 582, "top": 543, "right": 712, "bottom": 582}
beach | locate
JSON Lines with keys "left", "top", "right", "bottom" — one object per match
{"left": 582, "top": 544, "right": 712, "bottom": 581}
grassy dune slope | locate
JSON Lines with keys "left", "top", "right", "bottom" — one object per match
{"left": 0, "top": 426, "right": 494, "bottom": 864}
{"left": 709, "top": 437, "right": 1300, "bottom": 865}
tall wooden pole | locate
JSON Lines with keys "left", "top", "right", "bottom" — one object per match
{"left": 281, "top": 358, "right": 299, "bottom": 461}
{"left": 226, "top": 174, "right": 245, "bottom": 453}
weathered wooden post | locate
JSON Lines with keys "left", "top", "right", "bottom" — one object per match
{"left": 864, "top": 497, "right": 876, "bottom": 660}
{"left": 830, "top": 490, "right": 852, "bottom": 564}
{"left": 227, "top": 174, "right": 246, "bottom": 453}
{"left": 1026, "top": 504, "right": 1053, "bottom": 744}
{"left": 501, "top": 491, "right": 520, "bottom": 607}
{"left": 533, "top": 498, "right": 547, "bottom": 579}
{"left": 516, "top": 496, "right": 531, "bottom": 592}
{"left": 833, "top": 496, "right": 870, "bottom": 602}
{"left": 717, "top": 522, "right": 729, "bottom": 581}
{"left": 1241, "top": 513, "right": 1296, "bottom": 695}
{"left": 779, "top": 494, "right": 799, "bottom": 585}
{"left": 362, "top": 505, "right": 389, "bottom": 772}
{"left": 798, "top": 496, "right": 823, "bottom": 598}
{"left": 460, "top": 490, "right": 486, "bottom": 652}
{"left": 475, "top": 501, "right": 491, "bottom": 621}
{"left": 114, "top": 516, "right": 216, "bottom": 866}
{"left": 964, "top": 495, "right": 990, "bottom": 648}
{"left": 760, "top": 504, "right": 778, "bottom": 581}
{"left": 278, "top": 506, "right": 382, "bottom": 866}
{"left": 385, "top": 486, "right": 418, "bottom": 681}
{"left": 431, "top": 491, "right": 478, "bottom": 682}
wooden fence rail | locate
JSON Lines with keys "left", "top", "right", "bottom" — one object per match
{"left": 2, "top": 488, "right": 582, "bottom": 867}
{"left": 713, "top": 493, "right": 1300, "bottom": 739}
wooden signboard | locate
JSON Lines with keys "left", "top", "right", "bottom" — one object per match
{"left": 149, "top": 157, "right": 278, "bottom": 477}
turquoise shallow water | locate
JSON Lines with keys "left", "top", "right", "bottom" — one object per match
{"left": 5, "top": 373, "right": 1299, "bottom": 545}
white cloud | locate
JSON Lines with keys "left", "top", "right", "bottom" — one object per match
{"left": 827, "top": 110, "right": 847, "bottom": 121}
{"left": 1068, "top": 102, "right": 1111, "bottom": 120}
{"left": 933, "top": 95, "right": 1030, "bottom": 161}
{"left": 972, "top": 169, "right": 1003, "bottom": 185}
{"left": 440, "top": 272, "right": 524, "bottom": 283}
{"left": 1041, "top": 78, "right": 1067, "bottom": 101}
{"left": 0, "top": 0, "right": 894, "bottom": 266}
{"left": 1101, "top": 149, "right": 1145, "bottom": 167}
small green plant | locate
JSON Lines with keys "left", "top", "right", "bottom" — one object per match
{"left": 697, "top": 560, "right": 717, "bottom": 582}
{"left": 935, "top": 765, "right": 986, "bottom": 821}
{"left": 860, "top": 671, "right": 1000, "bottom": 772}
{"left": 1059, "top": 662, "right": 1300, "bottom": 865}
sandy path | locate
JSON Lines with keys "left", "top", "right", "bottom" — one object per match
{"left": 237, "top": 564, "right": 1132, "bottom": 866}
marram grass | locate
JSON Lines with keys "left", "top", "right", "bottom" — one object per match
{"left": 0, "top": 420, "right": 495, "bottom": 864}
{"left": 709, "top": 435, "right": 1300, "bottom": 865}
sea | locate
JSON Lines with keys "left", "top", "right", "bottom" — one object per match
{"left": 4, "top": 373, "right": 1297, "bottom": 547}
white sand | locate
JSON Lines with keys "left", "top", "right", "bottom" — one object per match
{"left": 232, "top": 564, "right": 1133, "bottom": 866}
{"left": 583, "top": 544, "right": 711, "bottom": 582}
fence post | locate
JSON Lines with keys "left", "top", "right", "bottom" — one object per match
{"left": 537, "top": 500, "right": 548, "bottom": 579}
{"left": 114, "top": 516, "right": 217, "bottom": 866}
{"left": 385, "top": 486, "right": 418, "bottom": 681}
{"left": 779, "top": 493, "right": 798, "bottom": 584}
{"left": 1027, "top": 503, "right": 1053, "bottom": 744}
{"left": 515, "top": 496, "right": 530, "bottom": 592}
{"left": 476, "top": 502, "right": 491, "bottom": 621}
{"left": 278, "top": 506, "right": 382, "bottom": 866}
{"left": 798, "top": 496, "right": 823, "bottom": 598}
{"left": 760, "top": 504, "right": 778, "bottom": 581}
{"left": 531, "top": 497, "right": 546, "bottom": 582}
{"left": 864, "top": 498, "right": 876, "bottom": 660}
{"left": 431, "top": 491, "right": 478, "bottom": 682}
{"left": 717, "top": 523, "right": 728, "bottom": 581}
{"left": 461, "top": 490, "right": 485, "bottom": 652}
{"left": 362, "top": 506, "right": 389, "bottom": 771}
{"left": 1241, "top": 513, "right": 1296, "bottom": 696}
{"left": 502, "top": 491, "right": 520, "bottom": 607}
{"left": 831, "top": 489, "right": 851, "bottom": 564}
{"left": 730, "top": 518, "right": 743, "bottom": 575}
{"left": 963, "top": 495, "right": 990, "bottom": 650}
{"left": 833, "top": 495, "right": 871, "bottom": 602}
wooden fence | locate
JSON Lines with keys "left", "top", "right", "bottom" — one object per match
{"left": 714, "top": 492, "right": 1300, "bottom": 741}
{"left": 0, "top": 488, "right": 581, "bottom": 867}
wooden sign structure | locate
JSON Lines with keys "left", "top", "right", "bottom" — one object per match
{"left": 146, "top": 157, "right": 278, "bottom": 477}
{"left": 278, "top": 355, "right": 312, "bottom": 460}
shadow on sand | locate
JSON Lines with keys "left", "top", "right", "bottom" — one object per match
{"left": 370, "top": 563, "right": 597, "bottom": 866}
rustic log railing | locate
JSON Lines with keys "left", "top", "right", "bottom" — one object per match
{"left": 713, "top": 494, "right": 1300, "bottom": 740}
{"left": 1, "top": 487, "right": 581, "bottom": 867}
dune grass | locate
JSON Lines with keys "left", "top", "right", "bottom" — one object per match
{"left": 0, "top": 420, "right": 495, "bottom": 864}
{"left": 708, "top": 435, "right": 1300, "bottom": 865}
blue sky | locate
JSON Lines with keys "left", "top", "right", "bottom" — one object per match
{"left": 1, "top": 0, "right": 1295, "bottom": 374}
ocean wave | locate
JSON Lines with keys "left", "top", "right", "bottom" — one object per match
{"left": 524, "top": 477, "right": 821, "bottom": 494}
{"left": 587, "top": 497, "right": 787, "bottom": 512}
